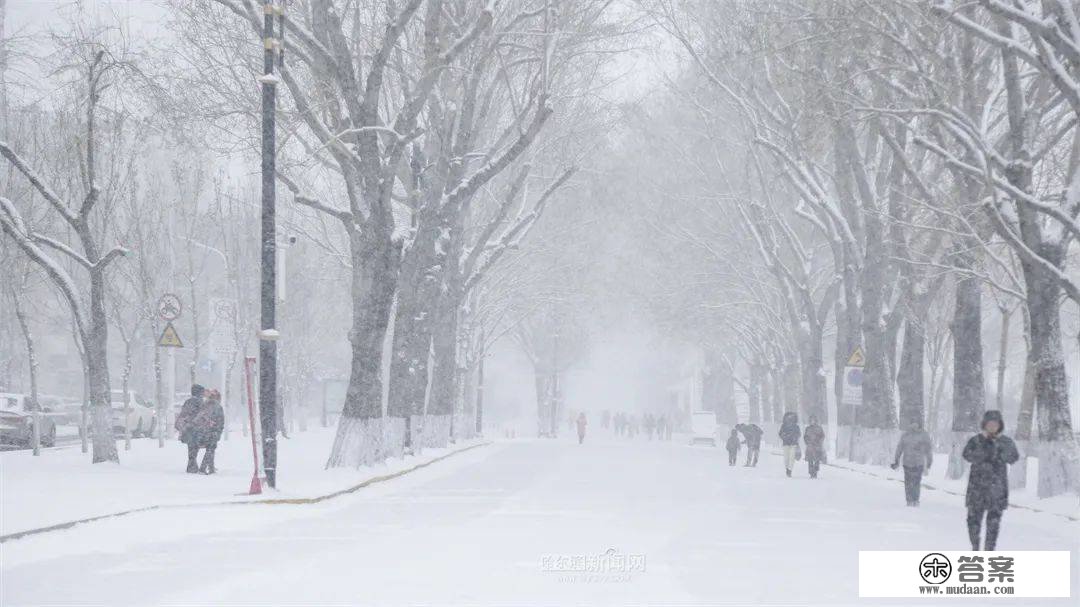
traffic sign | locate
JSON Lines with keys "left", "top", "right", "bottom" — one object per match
{"left": 158, "top": 321, "right": 184, "bottom": 348}
{"left": 846, "top": 346, "right": 865, "bottom": 367}
{"left": 208, "top": 297, "right": 238, "bottom": 355}
{"left": 157, "top": 294, "right": 182, "bottom": 321}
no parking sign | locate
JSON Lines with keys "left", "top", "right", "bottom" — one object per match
{"left": 842, "top": 346, "right": 864, "bottom": 407}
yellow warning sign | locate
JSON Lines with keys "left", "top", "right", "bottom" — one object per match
{"left": 846, "top": 346, "right": 865, "bottom": 367}
{"left": 158, "top": 321, "right": 184, "bottom": 348}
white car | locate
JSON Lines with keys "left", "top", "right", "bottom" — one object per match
{"left": 108, "top": 390, "right": 158, "bottom": 438}
{"left": 0, "top": 393, "right": 59, "bottom": 448}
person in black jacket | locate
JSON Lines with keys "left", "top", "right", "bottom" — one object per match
{"left": 962, "top": 410, "right": 1019, "bottom": 550}
{"left": 175, "top": 384, "right": 205, "bottom": 473}
{"left": 737, "top": 423, "right": 763, "bottom": 466}
{"left": 725, "top": 428, "right": 741, "bottom": 465}
{"left": 803, "top": 416, "right": 826, "bottom": 479}
{"left": 778, "top": 412, "right": 801, "bottom": 477}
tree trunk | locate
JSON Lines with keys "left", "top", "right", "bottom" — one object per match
{"left": 801, "top": 324, "right": 828, "bottom": 423}
{"left": 88, "top": 268, "right": 118, "bottom": 463}
{"left": 896, "top": 317, "right": 926, "bottom": 428}
{"left": 995, "top": 305, "right": 1011, "bottom": 412}
{"left": 948, "top": 263, "right": 984, "bottom": 479}
{"left": 326, "top": 236, "right": 398, "bottom": 468}
{"left": 747, "top": 363, "right": 762, "bottom": 424}
{"left": 1023, "top": 256, "right": 1076, "bottom": 497}
{"left": 12, "top": 290, "right": 40, "bottom": 455}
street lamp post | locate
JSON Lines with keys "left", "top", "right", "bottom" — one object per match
{"left": 258, "top": 0, "right": 281, "bottom": 488}
{"left": 186, "top": 238, "right": 234, "bottom": 441}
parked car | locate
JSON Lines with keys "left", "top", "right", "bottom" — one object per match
{"left": 109, "top": 390, "right": 158, "bottom": 438}
{"left": 0, "top": 393, "right": 58, "bottom": 448}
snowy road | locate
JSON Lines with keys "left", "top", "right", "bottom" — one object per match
{"left": 2, "top": 437, "right": 1076, "bottom": 606}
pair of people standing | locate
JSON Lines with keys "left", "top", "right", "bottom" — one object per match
{"left": 176, "top": 384, "right": 225, "bottom": 474}
{"left": 777, "top": 412, "right": 826, "bottom": 478}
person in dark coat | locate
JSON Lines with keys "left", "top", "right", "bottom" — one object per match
{"left": 725, "top": 428, "right": 741, "bottom": 465}
{"left": 803, "top": 416, "right": 826, "bottom": 479}
{"left": 963, "top": 410, "right": 1019, "bottom": 550}
{"left": 737, "top": 423, "right": 763, "bottom": 466}
{"left": 778, "top": 412, "right": 801, "bottom": 477}
{"left": 194, "top": 389, "right": 225, "bottom": 474}
{"left": 891, "top": 420, "right": 934, "bottom": 506}
{"left": 175, "top": 384, "right": 205, "bottom": 473}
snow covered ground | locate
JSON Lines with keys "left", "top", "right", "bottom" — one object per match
{"left": 2, "top": 433, "right": 1075, "bottom": 605}
{"left": 0, "top": 426, "right": 483, "bottom": 538}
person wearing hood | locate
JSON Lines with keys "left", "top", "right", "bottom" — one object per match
{"left": 725, "top": 428, "right": 742, "bottom": 465}
{"left": 175, "top": 384, "right": 206, "bottom": 473}
{"left": 962, "top": 410, "right": 1019, "bottom": 550}
{"left": 737, "top": 423, "right": 763, "bottom": 466}
{"left": 778, "top": 412, "right": 801, "bottom": 477}
{"left": 891, "top": 419, "right": 933, "bottom": 506}
{"left": 803, "top": 416, "right": 826, "bottom": 479}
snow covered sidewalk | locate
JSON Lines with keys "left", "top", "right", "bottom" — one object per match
{"left": 0, "top": 426, "right": 486, "bottom": 539}
{"left": 817, "top": 450, "right": 1079, "bottom": 521}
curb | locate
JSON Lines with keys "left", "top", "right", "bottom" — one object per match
{"left": 765, "top": 446, "right": 1079, "bottom": 523}
{"left": 0, "top": 441, "right": 492, "bottom": 544}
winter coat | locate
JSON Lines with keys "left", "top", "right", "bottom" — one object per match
{"left": 963, "top": 419, "right": 1019, "bottom": 511}
{"left": 576, "top": 415, "right": 587, "bottom": 434}
{"left": 725, "top": 435, "right": 741, "bottom": 452}
{"left": 778, "top": 413, "right": 800, "bottom": 446}
{"left": 894, "top": 429, "right": 933, "bottom": 469}
{"left": 738, "top": 424, "right": 763, "bottom": 448}
{"left": 803, "top": 424, "right": 826, "bottom": 462}
{"left": 175, "top": 396, "right": 203, "bottom": 445}
{"left": 192, "top": 400, "right": 225, "bottom": 447}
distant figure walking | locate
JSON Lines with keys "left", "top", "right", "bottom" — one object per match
{"left": 725, "top": 428, "right": 741, "bottom": 465}
{"left": 963, "top": 410, "right": 1019, "bottom": 550}
{"left": 737, "top": 423, "right": 763, "bottom": 466}
{"left": 576, "top": 412, "right": 588, "bottom": 444}
{"left": 891, "top": 420, "right": 933, "bottom": 506}
{"left": 803, "top": 416, "right": 826, "bottom": 479}
{"left": 644, "top": 413, "right": 656, "bottom": 440}
{"left": 657, "top": 415, "right": 668, "bottom": 441}
{"left": 176, "top": 384, "right": 206, "bottom": 473}
{"left": 778, "top": 412, "right": 801, "bottom": 478}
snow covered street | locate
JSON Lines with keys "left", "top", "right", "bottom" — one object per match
{"left": 2, "top": 436, "right": 1075, "bottom": 606}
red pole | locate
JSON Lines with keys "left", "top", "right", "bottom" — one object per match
{"left": 244, "top": 356, "right": 262, "bottom": 495}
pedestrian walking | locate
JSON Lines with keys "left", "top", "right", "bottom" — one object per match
{"left": 576, "top": 412, "right": 588, "bottom": 444}
{"left": 194, "top": 389, "right": 225, "bottom": 474}
{"left": 963, "top": 410, "right": 1019, "bottom": 550}
{"left": 725, "top": 428, "right": 741, "bottom": 465}
{"left": 175, "top": 384, "right": 206, "bottom": 473}
{"left": 644, "top": 413, "right": 656, "bottom": 440}
{"left": 890, "top": 420, "right": 933, "bottom": 506}
{"left": 737, "top": 423, "right": 763, "bottom": 466}
{"left": 778, "top": 412, "right": 801, "bottom": 477}
{"left": 657, "top": 415, "right": 667, "bottom": 441}
{"left": 803, "top": 416, "right": 826, "bottom": 478}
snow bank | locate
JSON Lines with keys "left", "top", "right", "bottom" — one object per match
{"left": 0, "top": 426, "right": 486, "bottom": 537}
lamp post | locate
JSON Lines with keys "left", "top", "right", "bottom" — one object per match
{"left": 186, "top": 238, "right": 234, "bottom": 440}
{"left": 258, "top": 0, "right": 281, "bottom": 488}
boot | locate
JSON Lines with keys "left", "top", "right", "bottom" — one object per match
{"left": 186, "top": 459, "right": 198, "bottom": 474}
{"left": 786, "top": 468, "right": 792, "bottom": 477}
